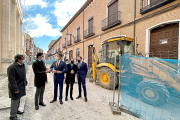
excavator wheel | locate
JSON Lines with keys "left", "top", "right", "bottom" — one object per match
{"left": 97, "top": 67, "right": 118, "bottom": 90}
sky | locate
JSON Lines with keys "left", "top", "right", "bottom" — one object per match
{"left": 21, "top": 0, "right": 87, "bottom": 53}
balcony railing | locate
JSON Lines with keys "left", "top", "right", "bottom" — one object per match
{"left": 84, "top": 26, "right": 95, "bottom": 39}
{"left": 67, "top": 40, "right": 72, "bottom": 46}
{"left": 74, "top": 34, "right": 81, "bottom": 43}
{"left": 140, "top": 0, "right": 174, "bottom": 14}
{"left": 62, "top": 43, "right": 66, "bottom": 48}
{"left": 101, "top": 11, "right": 121, "bottom": 31}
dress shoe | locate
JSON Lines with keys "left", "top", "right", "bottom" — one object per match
{"left": 35, "top": 106, "right": 39, "bottom": 110}
{"left": 60, "top": 100, "right": 63, "bottom": 104}
{"left": 17, "top": 110, "right": 24, "bottom": 114}
{"left": 65, "top": 97, "right": 68, "bottom": 101}
{"left": 9, "top": 116, "right": 20, "bottom": 120}
{"left": 76, "top": 95, "right": 81, "bottom": 99}
{"left": 50, "top": 99, "right": 57, "bottom": 103}
{"left": 85, "top": 98, "right": 88, "bottom": 102}
{"left": 39, "top": 102, "right": 46, "bottom": 106}
{"left": 70, "top": 97, "right": 74, "bottom": 100}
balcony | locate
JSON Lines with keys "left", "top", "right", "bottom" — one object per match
{"left": 74, "top": 34, "right": 81, "bottom": 43}
{"left": 67, "top": 40, "right": 72, "bottom": 46}
{"left": 62, "top": 43, "right": 66, "bottom": 48}
{"left": 140, "top": 0, "right": 174, "bottom": 14}
{"left": 84, "top": 27, "right": 95, "bottom": 39}
{"left": 101, "top": 11, "right": 122, "bottom": 31}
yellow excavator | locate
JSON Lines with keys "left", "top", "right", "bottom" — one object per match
{"left": 91, "top": 37, "right": 135, "bottom": 89}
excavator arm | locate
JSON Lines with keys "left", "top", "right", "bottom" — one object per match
{"left": 92, "top": 47, "right": 99, "bottom": 80}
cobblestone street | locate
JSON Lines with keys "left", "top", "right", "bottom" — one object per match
{"left": 0, "top": 65, "right": 137, "bottom": 120}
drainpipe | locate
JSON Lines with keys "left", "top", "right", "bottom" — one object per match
{"left": 83, "top": 10, "right": 85, "bottom": 61}
{"left": 134, "top": 0, "right": 136, "bottom": 54}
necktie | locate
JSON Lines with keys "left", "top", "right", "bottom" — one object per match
{"left": 56, "top": 61, "right": 59, "bottom": 69}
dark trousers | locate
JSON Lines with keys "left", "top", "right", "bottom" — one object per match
{"left": 65, "top": 81, "right": 74, "bottom": 98}
{"left": 10, "top": 98, "right": 20, "bottom": 117}
{"left": 54, "top": 78, "right": 63, "bottom": 100}
{"left": 78, "top": 77, "right": 87, "bottom": 98}
{"left": 35, "top": 86, "right": 45, "bottom": 106}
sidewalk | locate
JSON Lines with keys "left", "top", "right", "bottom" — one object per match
{"left": 0, "top": 65, "right": 137, "bottom": 120}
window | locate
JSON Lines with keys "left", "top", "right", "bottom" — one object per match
{"left": 108, "top": 0, "right": 118, "bottom": 25}
{"left": 76, "top": 48, "right": 80, "bottom": 62}
{"left": 69, "top": 50, "right": 73, "bottom": 60}
{"left": 102, "top": 0, "right": 121, "bottom": 31}
{"left": 64, "top": 37, "right": 66, "bottom": 46}
{"left": 88, "top": 17, "right": 94, "bottom": 34}
{"left": 70, "top": 33, "right": 72, "bottom": 44}
{"left": 77, "top": 27, "right": 80, "bottom": 40}
{"left": 140, "top": 0, "right": 174, "bottom": 14}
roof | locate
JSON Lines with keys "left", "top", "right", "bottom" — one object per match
{"left": 60, "top": 0, "right": 93, "bottom": 32}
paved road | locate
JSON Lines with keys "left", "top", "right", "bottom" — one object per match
{"left": 0, "top": 65, "right": 136, "bottom": 120}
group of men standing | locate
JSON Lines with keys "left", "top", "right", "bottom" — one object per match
{"left": 7, "top": 52, "right": 88, "bottom": 120}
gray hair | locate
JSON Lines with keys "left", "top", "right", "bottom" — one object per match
{"left": 14, "top": 54, "right": 24, "bottom": 62}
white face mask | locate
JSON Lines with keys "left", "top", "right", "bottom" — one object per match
{"left": 56, "top": 57, "right": 58, "bottom": 60}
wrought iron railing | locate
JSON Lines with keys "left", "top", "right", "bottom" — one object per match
{"left": 67, "top": 40, "right": 72, "bottom": 46}
{"left": 84, "top": 26, "right": 95, "bottom": 39}
{"left": 74, "top": 34, "right": 81, "bottom": 43}
{"left": 140, "top": 0, "right": 174, "bottom": 14}
{"left": 101, "top": 11, "right": 121, "bottom": 31}
{"left": 62, "top": 43, "right": 66, "bottom": 48}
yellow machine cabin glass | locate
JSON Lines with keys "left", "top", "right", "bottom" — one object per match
{"left": 100, "top": 39, "right": 134, "bottom": 69}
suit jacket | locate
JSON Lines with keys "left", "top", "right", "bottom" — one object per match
{"left": 32, "top": 60, "right": 47, "bottom": 87}
{"left": 77, "top": 62, "right": 88, "bottom": 79}
{"left": 7, "top": 62, "right": 27, "bottom": 100}
{"left": 65, "top": 63, "right": 77, "bottom": 84}
{"left": 50, "top": 60, "right": 68, "bottom": 80}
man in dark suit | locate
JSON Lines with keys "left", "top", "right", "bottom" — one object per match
{"left": 65, "top": 58, "right": 77, "bottom": 101}
{"left": 32, "top": 53, "right": 50, "bottom": 110}
{"left": 7, "top": 54, "right": 28, "bottom": 120}
{"left": 50, "top": 52, "right": 67, "bottom": 104}
{"left": 76, "top": 56, "right": 88, "bottom": 102}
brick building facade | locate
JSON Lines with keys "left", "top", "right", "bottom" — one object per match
{"left": 47, "top": 36, "right": 62, "bottom": 60}
{"left": 50, "top": 0, "right": 180, "bottom": 68}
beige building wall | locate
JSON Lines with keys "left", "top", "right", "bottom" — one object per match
{"left": 0, "top": 0, "right": 2, "bottom": 72}
{"left": 1, "top": 0, "right": 11, "bottom": 72}
{"left": 0, "top": 0, "right": 23, "bottom": 73}
{"left": 16, "top": 14, "right": 20, "bottom": 54}
{"left": 10, "top": 0, "right": 16, "bottom": 58}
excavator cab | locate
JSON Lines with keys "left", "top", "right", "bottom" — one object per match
{"left": 100, "top": 37, "right": 134, "bottom": 69}
{"left": 92, "top": 37, "right": 134, "bottom": 89}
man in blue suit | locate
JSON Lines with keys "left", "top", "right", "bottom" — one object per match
{"left": 49, "top": 52, "right": 67, "bottom": 104}
{"left": 76, "top": 56, "right": 88, "bottom": 102}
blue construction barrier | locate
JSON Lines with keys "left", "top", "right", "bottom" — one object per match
{"left": 120, "top": 54, "right": 180, "bottom": 120}
{"left": 32, "top": 59, "right": 56, "bottom": 65}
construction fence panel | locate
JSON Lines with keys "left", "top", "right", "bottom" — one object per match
{"left": 119, "top": 54, "right": 180, "bottom": 120}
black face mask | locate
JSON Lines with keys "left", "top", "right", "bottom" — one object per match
{"left": 78, "top": 60, "right": 80, "bottom": 63}
{"left": 71, "top": 61, "right": 74, "bottom": 64}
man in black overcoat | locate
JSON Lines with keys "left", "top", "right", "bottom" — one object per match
{"left": 32, "top": 53, "right": 50, "bottom": 110}
{"left": 65, "top": 58, "right": 77, "bottom": 101}
{"left": 7, "top": 54, "right": 28, "bottom": 120}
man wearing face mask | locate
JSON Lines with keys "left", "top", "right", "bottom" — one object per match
{"left": 32, "top": 53, "right": 50, "bottom": 110}
{"left": 65, "top": 58, "right": 77, "bottom": 101}
{"left": 76, "top": 56, "right": 88, "bottom": 102}
{"left": 49, "top": 52, "right": 68, "bottom": 104}
{"left": 7, "top": 54, "right": 28, "bottom": 120}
